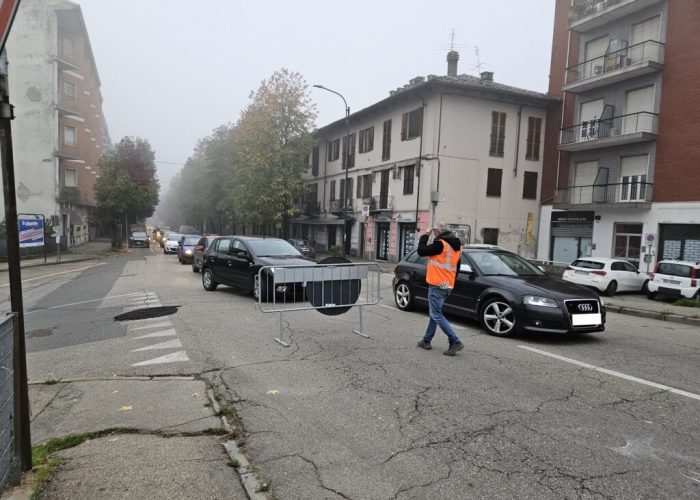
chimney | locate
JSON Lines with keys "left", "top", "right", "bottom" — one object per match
{"left": 480, "top": 71, "right": 494, "bottom": 82}
{"left": 446, "top": 50, "right": 459, "bottom": 77}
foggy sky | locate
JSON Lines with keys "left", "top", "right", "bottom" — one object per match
{"left": 76, "top": 0, "right": 556, "bottom": 191}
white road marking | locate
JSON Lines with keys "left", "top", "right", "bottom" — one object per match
{"left": 131, "top": 339, "right": 182, "bottom": 352}
{"left": 130, "top": 321, "right": 172, "bottom": 331}
{"left": 133, "top": 329, "right": 178, "bottom": 339}
{"left": 684, "top": 472, "right": 700, "bottom": 484}
{"left": 0, "top": 263, "right": 105, "bottom": 287}
{"left": 131, "top": 350, "right": 189, "bottom": 366}
{"left": 25, "top": 291, "right": 146, "bottom": 315}
{"left": 519, "top": 345, "right": 700, "bottom": 402}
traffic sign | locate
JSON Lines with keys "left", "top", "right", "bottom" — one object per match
{"left": 0, "top": 0, "right": 21, "bottom": 53}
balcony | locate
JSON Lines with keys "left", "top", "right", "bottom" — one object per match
{"left": 559, "top": 112, "right": 658, "bottom": 152}
{"left": 300, "top": 201, "right": 320, "bottom": 215}
{"left": 569, "top": 0, "right": 664, "bottom": 32}
{"left": 329, "top": 198, "right": 355, "bottom": 215}
{"left": 553, "top": 181, "right": 652, "bottom": 209}
{"left": 564, "top": 40, "right": 664, "bottom": 93}
{"left": 367, "top": 195, "right": 393, "bottom": 213}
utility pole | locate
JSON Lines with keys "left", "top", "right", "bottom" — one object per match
{"left": 0, "top": 48, "right": 32, "bottom": 472}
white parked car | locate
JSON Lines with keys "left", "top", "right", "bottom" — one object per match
{"left": 562, "top": 257, "right": 648, "bottom": 296}
{"left": 163, "top": 233, "right": 182, "bottom": 254}
{"left": 647, "top": 260, "right": 700, "bottom": 300}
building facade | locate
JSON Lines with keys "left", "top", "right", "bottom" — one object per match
{"left": 293, "top": 52, "right": 556, "bottom": 262}
{"left": 2, "top": 0, "right": 109, "bottom": 246}
{"left": 539, "top": 0, "right": 700, "bottom": 272}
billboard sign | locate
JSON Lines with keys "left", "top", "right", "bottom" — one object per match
{"left": 18, "top": 217, "right": 44, "bottom": 248}
{"left": 0, "top": 0, "right": 21, "bottom": 54}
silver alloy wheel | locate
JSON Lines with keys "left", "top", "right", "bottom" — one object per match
{"left": 202, "top": 269, "right": 216, "bottom": 291}
{"left": 482, "top": 300, "right": 516, "bottom": 335}
{"left": 395, "top": 282, "right": 412, "bottom": 309}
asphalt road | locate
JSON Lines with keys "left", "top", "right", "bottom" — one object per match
{"left": 17, "top": 247, "right": 700, "bottom": 499}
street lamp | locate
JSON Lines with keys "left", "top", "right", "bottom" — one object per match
{"left": 313, "top": 84, "right": 351, "bottom": 256}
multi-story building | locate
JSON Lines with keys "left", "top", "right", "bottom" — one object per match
{"left": 292, "top": 51, "right": 556, "bottom": 262}
{"left": 2, "top": 0, "right": 109, "bottom": 246}
{"left": 539, "top": 0, "right": 700, "bottom": 272}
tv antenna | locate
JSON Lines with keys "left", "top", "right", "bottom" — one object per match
{"left": 472, "top": 46, "right": 487, "bottom": 73}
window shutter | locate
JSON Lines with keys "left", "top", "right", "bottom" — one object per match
{"left": 401, "top": 113, "right": 408, "bottom": 140}
{"left": 356, "top": 176, "right": 362, "bottom": 198}
{"left": 368, "top": 127, "right": 374, "bottom": 151}
{"left": 487, "top": 168, "right": 503, "bottom": 197}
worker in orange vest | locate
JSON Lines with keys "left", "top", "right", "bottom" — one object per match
{"left": 416, "top": 222, "right": 464, "bottom": 356}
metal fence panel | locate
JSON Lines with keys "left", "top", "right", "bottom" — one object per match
{"left": 0, "top": 315, "right": 15, "bottom": 491}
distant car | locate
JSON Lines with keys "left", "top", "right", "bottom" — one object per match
{"left": 201, "top": 236, "right": 315, "bottom": 301}
{"left": 647, "top": 260, "right": 700, "bottom": 300}
{"left": 128, "top": 231, "right": 149, "bottom": 248}
{"left": 392, "top": 245, "right": 605, "bottom": 337}
{"left": 562, "top": 257, "right": 649, "bottom": 296}
{"left": 287, "top": 238, "right": 316, "bottom": 258}
{"left": 178, "top": 235, "right": 201, "bottom": 264}
{"left": 192, "top": 235, "right": 219, "bottom": 273}
{"left": 159, "top": 231, "right": 170, "bottom": 248}
{"left": 163, "top": 233, "right": 182, "bottom": 254}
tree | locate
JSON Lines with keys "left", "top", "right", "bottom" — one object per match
{"left": 227, "top": 69, "right": 317, "bottom": 237}
{"left": 95, "top": 137, "right": 160, "bottom": 246}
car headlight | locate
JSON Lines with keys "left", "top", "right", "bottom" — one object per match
{"left": 185, "top": 250, "right": 192, "bottom": 255}
{"left": 523, "top": 295, "right": 558, "bottom": 308}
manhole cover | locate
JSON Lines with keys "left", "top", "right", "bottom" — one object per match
{"left": 114, "top": 306, "right": 179, "bottom": 321}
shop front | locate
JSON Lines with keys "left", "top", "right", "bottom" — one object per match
{"left": 550, "top": 211, "right": 594, "bottom": 264}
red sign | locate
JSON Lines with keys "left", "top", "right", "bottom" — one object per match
{"left": 0, "top": 0, "right": 21, "bottom": 53}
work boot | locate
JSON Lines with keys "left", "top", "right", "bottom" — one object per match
{"left": 417, "top": 340, "right": 432, "bottom": 350}
{"left": 443, "top": 342, "right": 464, "bottom": 356}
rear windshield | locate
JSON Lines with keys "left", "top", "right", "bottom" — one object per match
{"left": 183, "top": 237, "right": 199, "bottom": 245}
{"left": 657, "top": 262, "right": 693, "bottom": 278}
{"left": 167, "top": 233, "right": 182, "bottom": 241}
{"left": 571, "top": 260, "right": 605, "bottom": 270}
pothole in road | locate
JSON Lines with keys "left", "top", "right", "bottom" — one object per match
{"left": 27, "top": 328, "right": 55, "bottom": 338}
{"left": 114, "top": 306, "right": 180, "bottom": 321}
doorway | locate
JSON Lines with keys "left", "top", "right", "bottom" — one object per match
{"left": 376, "top": 223, "right": 390, "bottom": 260}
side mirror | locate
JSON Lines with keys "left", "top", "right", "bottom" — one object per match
{"left": 538, "top": 265, "right": 545, "bottom": 272}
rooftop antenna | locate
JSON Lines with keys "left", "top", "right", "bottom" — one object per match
{"left": 450, "top": 29, "right": 455, "bottom": 50}
{"left": 472, "top": 46, "right": 487, "bottom": 73}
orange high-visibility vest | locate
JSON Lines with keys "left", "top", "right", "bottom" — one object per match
{"left": 426, "top": 241, "right": 461, "bottom": 288}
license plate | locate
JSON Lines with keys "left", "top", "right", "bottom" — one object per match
{"left": 663, "top": 279, "right": 681, "bottom": 285}
{"left": 572, "top": 313, "right": 602, "bottom": 326}
{"left": 575, "top": 270, "right": 588, "bottom": 275}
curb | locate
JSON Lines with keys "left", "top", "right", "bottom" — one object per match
{"left": 0, "top": 256, "right": 101, "bottom": 273}
{"left": 206, "top": 389, "right": 270, "bottom": 500}
{"left": 606, "top": 304, "right": 700, "bottom": 327}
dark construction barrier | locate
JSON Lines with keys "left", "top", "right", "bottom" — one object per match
{"left": 256, "top": 260, "right": 381, "bottom": 347}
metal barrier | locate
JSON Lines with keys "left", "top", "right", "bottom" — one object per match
{"left": 0, "top": 315, "right": 15, "bottom": 491}
{"left": 256, "top": 262, "right": 381, "bottom": 347}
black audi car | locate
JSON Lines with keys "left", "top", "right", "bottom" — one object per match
{"left": 201, "top": 236, "right": 315, "bottom": 301}
{"left": 127, "top": 231, "right": 150, "bottom": 248}
{"left": 392, "top": 245, "right": 605, "bottom": 336}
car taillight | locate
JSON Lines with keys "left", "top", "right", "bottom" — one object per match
{"left": 591, "top": 270, "right": 607, "bottom": 276}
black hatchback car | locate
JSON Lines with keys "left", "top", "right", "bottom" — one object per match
{"left": 392, "top": 245, "right": 605, "bottom": 336}
{"left": 201, "top": 236, "right": 315, "bottom": 300}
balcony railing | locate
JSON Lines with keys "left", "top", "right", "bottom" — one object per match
{"left": 560, "top": 111, "right": 658, "bottom": 148}
{"left": 329, "top": 198, "right": 355, "bottom": 213}
{"left": 368, "top": 195, "right": 393, "bottom": 212}
{"left": 554, "top": 181, "right": 653, "bottom": 206}
{"left": 300, "top": 201, "right": 320, "bottom": 214}
{"left": 569, "top": 0, "right": 662, "bottom": 29}
{"left": 565, "top": 40, "right": 664, "bottom": 88}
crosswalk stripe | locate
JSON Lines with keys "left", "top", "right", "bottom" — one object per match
{"left": 133, "top": 329, "right": 178, "bottom": 339}
{"left": 131, "top": 339, "right": 182, "bottom": 352}
{"left": 129, "top": 321, "right": 172, "bottom": 331}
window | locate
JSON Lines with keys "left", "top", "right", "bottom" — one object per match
{"left": 60, "top": 35, "right": 75, "bottom": 58}
{"left": 64, "top": 168, "right": 77, "bottom": 187}
{"left": 486, "top": 168, "right": 502, "bottom": 197}
{"left": 64, "top": 125, "right": 77, "bottom": 146}
{"left": 329, "top": 180, "right": 336, "bottom": 201}
{"left": 522, "top": 171, "right": 538, "bottom": 200}
{"left": 525, "top": 117, "right": 541, "bottom": 161}
{"left": 358, "top": 126, "right": 374, "bottom": 153}
{"left": 614, "top": 223, "right": 643, "bottom": 264}
{"left": 356, "top": 175, "right": 362, "bottom": 198}
{"left": 362, "top": 174, "right": 372, "bottom": 198}
{"left": 401, "top": 107, "right": 423, "bottom": 141}
{"left": 64, "top": 80, "right": 76, "bottom": 99}
{"left": 621, "top": 175, "right": 647, "bottom": 201}
{"left": 216, "top": 238, "right": 231, "bottom": 254}
{"left": 489, "top": 112, "right": 506, "bottom": 157}
{"left": 382, "top": 119, "right": 392, "bottom": 160}
{"left": 403, "top": 165, "right": 415, "bottom": 195}
{"left": 311, "top": 146, "right": 319, "bottom": 176}
{"left": 306, "top": 183, "right": 318, "bottom": 202}
{"left": 339, "top": 178, "right": 353, "bottom": 202}
{"left": 327, "top": 139, "right": 340, "bottom": 161}
{"left": 482, "top": 228, "right": 499, "bottom": 245}
{"left": 342, "top": 134, "right": 356, "bottom": 168}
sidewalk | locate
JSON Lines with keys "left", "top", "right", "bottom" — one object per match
{"left": 0, "top": 239, "right": 115, "bottom": 273}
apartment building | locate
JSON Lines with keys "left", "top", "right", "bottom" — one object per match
{"left": 539, "top": 0, "right": 700, "bottom": 272}
{"left": 2, "top": 0, "right": 109, "bottom": 246}
{"left": 293, "top": 52, "right": 556, "bottom": 261}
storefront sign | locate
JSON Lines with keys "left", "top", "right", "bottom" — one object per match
{"left": 395, "top": 213, "right": 416, "bottom": 223}
{"left": 551, "top": 211, "right": 594, "bottom": 224}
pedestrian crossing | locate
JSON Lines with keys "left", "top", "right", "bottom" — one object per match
{"left": 122, "top": 291, "right": 190, "bottom": 367}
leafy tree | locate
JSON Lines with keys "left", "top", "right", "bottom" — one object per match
{"left": 96, "top": 137, "right": 160, "bottom": 246}
{"left": 226, "top": 69, "right": 317, "bottom": 237}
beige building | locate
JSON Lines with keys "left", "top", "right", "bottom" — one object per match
{"left": 294, "top": 51, "right": 557, "bottom": 261}
{"left": 2, "top": 0, "right": 109, "bottom": 246}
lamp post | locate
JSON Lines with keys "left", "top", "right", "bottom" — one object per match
{"left": 313, "top": 84, "right": 351, "bottom": 256}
